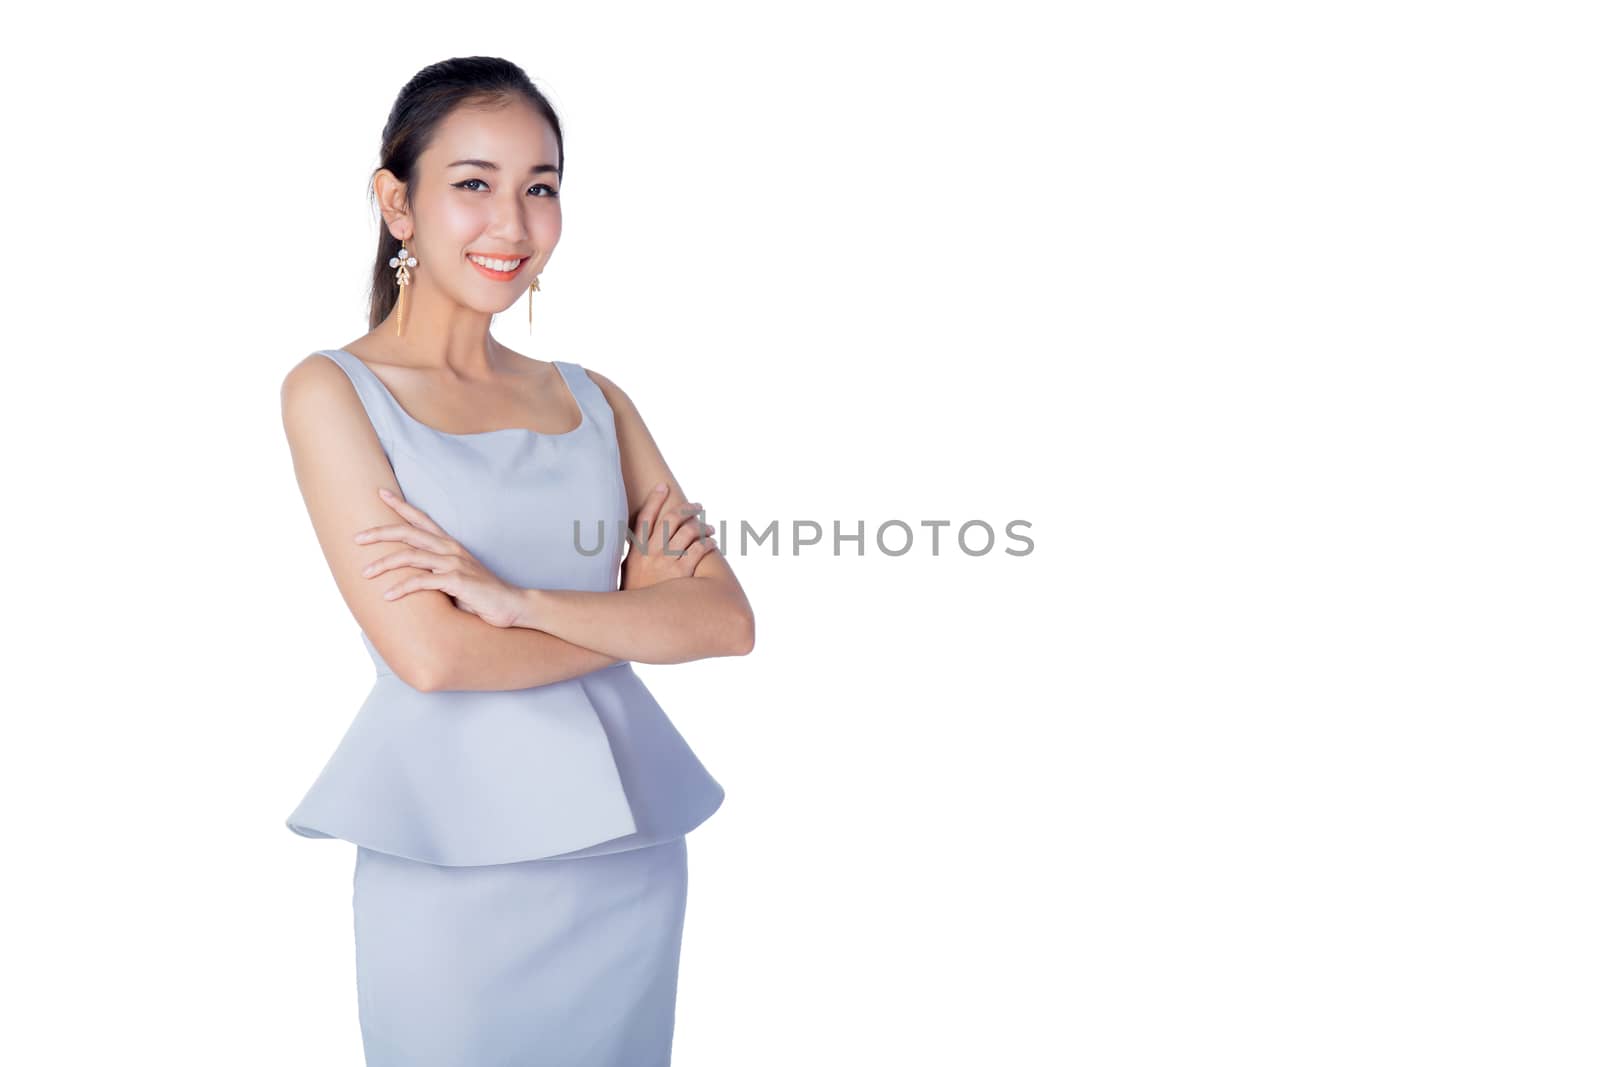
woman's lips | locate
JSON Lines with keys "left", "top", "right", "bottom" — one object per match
{"left": 467, "top": 255, "right": 527, "bottom": 281}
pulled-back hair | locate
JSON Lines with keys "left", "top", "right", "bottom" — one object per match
{"left": 366, "top": 57, "right": 564, "bottom": 329}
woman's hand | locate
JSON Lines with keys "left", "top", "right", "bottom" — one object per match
{"left": 353, "top": 487, "right": 529, "bottom": 628}
{"left": 621, "top": 483, "right": 719, "bottom": 592}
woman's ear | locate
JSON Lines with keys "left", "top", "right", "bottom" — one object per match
{"left": 373, "top": 168, "right": 411, "bottom": 238}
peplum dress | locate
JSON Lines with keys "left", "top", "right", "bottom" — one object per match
{"left": 285, "top": 348, "right": 726, "bottom": 1066}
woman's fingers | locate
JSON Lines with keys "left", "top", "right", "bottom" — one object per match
{"left": 381, "top": 570, "right": 454, "bottom": 601}
{"left": 680, "top": 537, "right": 716, "bottom": 572}
{"left": 663, "top": 501, "right": 706, "bottom": 540}
{"left": 667, "top": 515, "right": 714, "bottom": 555}
{"left": 644, "top": 499, "right": 712, "bottom": 574}
{"left": 353, "top": 523, "right": 454, "bottom": 555}
{"left": 376, "top": 486, "right": 448, "bottom": 537}
{"left": 634, "top": 482, "right": 672, "bottom": 546}
{"left": 688, "top": 538, "right": 722, "bottom": 578}
{"left": 660, "top": 513, "right": 715, "bottom": 581}
{"left": 362, "top": 549, "right": 451, "bottom": 578}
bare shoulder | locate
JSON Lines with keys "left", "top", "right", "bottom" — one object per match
{"left": 280, "top": 351, "right": 350, "bottom": 416}
{"left": 576, "top": 365, "right": 639, "bottom": 418}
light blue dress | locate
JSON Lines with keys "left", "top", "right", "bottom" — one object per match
{"left": 286, "top": 348, "right": 726, "bottom": 1066}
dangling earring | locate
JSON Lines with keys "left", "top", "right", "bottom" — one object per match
{"left": 527, "top": 275, "right": 541, "bottom": 334}
{"left": 389, "top": 242, "right": 418, "bottom": 336}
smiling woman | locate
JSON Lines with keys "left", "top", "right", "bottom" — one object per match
{"left": 465, "top": 251, "right": 530, "bottom": 280}
{"left": 358, "top": 84, "right": 567, "bottom": 344}
{"left": 278, "top": 55, "right": 751, "bottom": 1067}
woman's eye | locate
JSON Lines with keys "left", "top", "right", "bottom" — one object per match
{"left": 453, "top": 179, "right": 557, "bottom": 198}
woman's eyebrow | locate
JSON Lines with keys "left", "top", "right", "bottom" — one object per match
{"left": 446, "top": 158, "right": 559, "bottom": 176}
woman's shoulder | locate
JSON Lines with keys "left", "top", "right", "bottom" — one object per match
{"left": 501, "top": 346, "right": 632, "bottom": 414}
{"left": 579, "top": 366, "right": 642, "bottom": 429}
{"left": 280, "top": 348, "right": 353, "bottom": 408}
{"left": 576, "top": 363, "right": 624, "bottom": 399}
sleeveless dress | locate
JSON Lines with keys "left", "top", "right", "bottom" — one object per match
{"left": 285, "top": 349, "right": 726, "bottom": 1066}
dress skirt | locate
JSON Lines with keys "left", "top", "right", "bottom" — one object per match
{"left": 351, "top": 835, "right": 691, "bottom": 1067}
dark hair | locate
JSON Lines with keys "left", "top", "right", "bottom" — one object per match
{"left": 366, "top": 57, "right": 565, "bottom": 330}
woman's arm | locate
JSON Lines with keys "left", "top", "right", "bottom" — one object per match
{"left": 460, "top": 367, "right": 752, "bottom": 671}
{"left": 511, "top": 367, "right": 755, "bottom": 664}
{"left": 281, "top": 354, "right": 626, "bottom": 693}
{"left": 442, "top": 368, "right": 755, "bottom": 680}
{"left": 516, "top": 572, "right": 752, "bottom": 666}
{"left": 409, "top": 367, "right": 752, "bottom": 687}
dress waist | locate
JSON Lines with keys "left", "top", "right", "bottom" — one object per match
{"left": 286, "top": 662, "right": 725, "bottom": 866}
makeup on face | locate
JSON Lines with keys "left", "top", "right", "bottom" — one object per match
{"left": 466, "top": 251, "right": 530, "bottom": 281}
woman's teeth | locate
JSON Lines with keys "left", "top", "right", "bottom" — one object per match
{"left": 469, "top": 254, "right": 524, "bottom": 272}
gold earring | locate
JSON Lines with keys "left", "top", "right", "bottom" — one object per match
{"left": 389, "top": 241, "right": 418, "bottom": 336}
{"left": 527, "top": 274, "right": 540, "bottom": 333}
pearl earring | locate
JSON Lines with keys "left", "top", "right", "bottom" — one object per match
{"left": 389, "top": 242, "right": 419, "bottom": 336}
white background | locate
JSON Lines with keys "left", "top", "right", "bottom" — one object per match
{"left": 3, "top": 2, "right": 1595, "bottom": 1064}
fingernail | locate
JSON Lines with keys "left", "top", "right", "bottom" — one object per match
{"left": 379, "top": 487, "right": 392, "bottom": 497}
{"left": 654, "top": 482, "right": 667, "bottom": 493}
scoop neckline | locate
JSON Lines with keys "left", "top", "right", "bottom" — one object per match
{"left": 327, "top": 348, "right": 588, "bottom": 439}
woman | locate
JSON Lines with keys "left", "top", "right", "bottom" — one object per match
{"left": 280, "top": 56, "right": 752, "bottom": 1066}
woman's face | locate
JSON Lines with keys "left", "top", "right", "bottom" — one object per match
{"left": 401, "top": 99, "right": 563, "bottom": 315}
